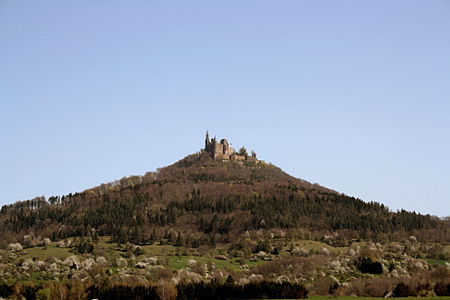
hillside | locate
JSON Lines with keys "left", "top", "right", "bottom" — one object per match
{"left": 0, "top": 148, "right": 447, "bottom": 247}
{"left": 1, "top": 146, "right": 450, "bottom": 299}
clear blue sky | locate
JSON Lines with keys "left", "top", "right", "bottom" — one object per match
{"left": 1, "top": 1, "right": 449, "bottom": 216}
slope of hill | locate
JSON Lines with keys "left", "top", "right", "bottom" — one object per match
{"left": 1, "top": 147, "right": 450, "bottom": 299}
{"left": 0, "top": 149, "right": 447, "bottom": 247}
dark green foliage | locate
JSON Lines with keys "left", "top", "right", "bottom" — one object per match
{"left": 0, "top": 283, "right": 14, "bottom": 298}
{"left": 359, "top": 257, "right": 383, "bottom": 274}
{"left": 226, "top": 274, "right": 235, "bottom": 284}
{"left": 176, "top": 281, "right": 308, "bottom": 300}
{"left": 133, "top": 246, "right": 145, "bottom": 256}
{"left": 415, "top": 282, "right": 432, "bottom": 294}
{"left": 393, "top": 282, "right": 412, "bottom": 297}
{"left": 73, "top": 237, "right": 94, "bottom": 254}
{"left": 434, "top": 282, "right": 450, "bottom": 296}
{"left": 20, "top": 284, "right": 40, "bottom": 300}
{"left": 239, "top": 147, "right": 248, "bottom": 156}
{"left": 87, "top": 284, "right": 160, "bottom": 300}
{"left": 254, "top": 239, "right": 271, "bottom": 253}
{"left": 328, "top": 282, "right": 339, "bottom": 295}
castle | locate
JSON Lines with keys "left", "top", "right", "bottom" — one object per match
{"left": 204, "top": 131, "right": 257, "bottom": 162}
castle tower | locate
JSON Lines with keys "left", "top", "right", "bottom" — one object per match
{"left": 205, "top": 130, "right": 210, "bottom": 148}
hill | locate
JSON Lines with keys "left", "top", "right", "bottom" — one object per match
{"left": 0, "top": 141, "right": 447, "bottom": 247}
{"left": 1, "top": 137, "right": 450, "bottom": 299}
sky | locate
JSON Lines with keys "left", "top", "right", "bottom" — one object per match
{"left": 1, "top": 1, "right": 449, "bottom": 216}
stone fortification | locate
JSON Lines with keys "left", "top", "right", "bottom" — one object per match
{"left": 204, "top": 131, "right": 257, "bottom": 162}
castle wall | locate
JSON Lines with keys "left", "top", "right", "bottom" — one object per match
{"left": 230, "top": 154, "right": 245, "bottom": 161}
{"left": 246, "top": 156, "right": 257, "bottom": 162}
{"left": 204, "top": 133, "right": 257, "bottom": 162}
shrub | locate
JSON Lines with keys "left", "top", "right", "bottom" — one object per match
{"left": 347, "top": 278, "right": 393, "bottom": 297}
{"left": 414, "top": 282, "right": 433, "bottom": 296}
{"left": 133, "top": 246, "right": 145, "bottom": 256}
{"left": 393, "top": 282, "right": 411, "bottom": 297}
{"left": 429, "top": 265, "right": 450, "bottom": 280}
{"left": 434, "top": 282, "right": 450, "bottom": 296}
{"left": 36, "top": 288, "right": 51, "bottom": 300}
{"left": 359, "top": 257, "right": 383, "bottom": 274}
{"left": 73, "top": 237, "right": 94, "bottom": 254}
{"left": 20, "top": 284, "right": 40, "bottom": 300}
{"left": 0, "top": 283, "right": 14, "bottom": 298}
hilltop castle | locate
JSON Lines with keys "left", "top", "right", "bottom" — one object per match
{"left": 204, "top": 131, "right": 257, "bottom": 162}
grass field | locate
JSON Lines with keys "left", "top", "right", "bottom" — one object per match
{"left": 309, "top": 297, "right": 450, "bottom": 300}
{"left": 428, "top": 259, "right": 450, "bottom": 265}
{"left": 19, "top": 244, "right": 72, "bottom": 261}
{"left": 255, "top": 297, "right": 450, "bottom": 300}
{"left": 13, "top": 239, "right": 266, "bottom": 271}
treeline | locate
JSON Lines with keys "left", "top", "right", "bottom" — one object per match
{"left": 2, "top": 280, "right": 450, "bottom": 299}
{"left": 0, "top": 281, "right": 308, "bottom": 300}
{"left": 176, "top": 281, "right": 308, "bottom": 300}
{"left": 392, "top": 282, "right": 450, "bottom": 297}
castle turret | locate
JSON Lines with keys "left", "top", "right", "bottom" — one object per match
{"left": 205, "top": 130, "right": 210, "bottom": 148}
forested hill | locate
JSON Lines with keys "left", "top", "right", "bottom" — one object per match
{"left": 0, "top": 150, "right": 448, "bottom": 246}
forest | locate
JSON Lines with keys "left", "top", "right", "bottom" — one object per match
{"left": 0, "top": 151, "right": 448, "bottom": 247}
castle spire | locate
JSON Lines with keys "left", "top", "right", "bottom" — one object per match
{"left": 205, "top": 130, "right": 210, "bottom": 148}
